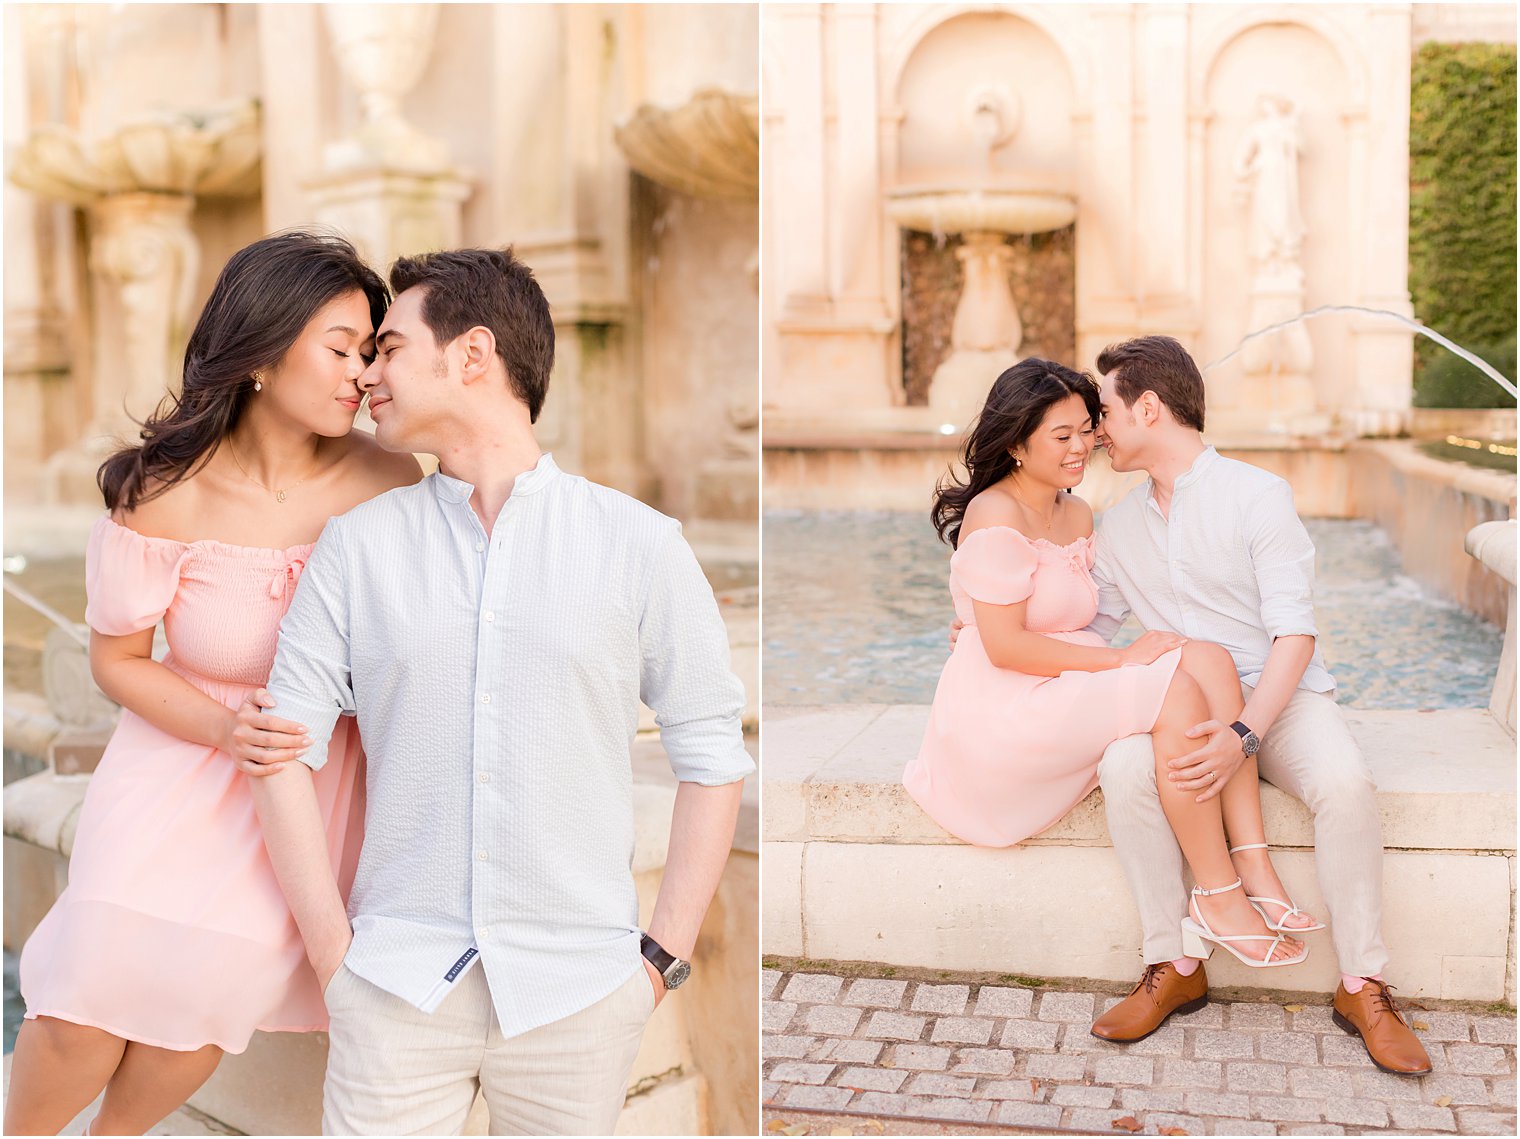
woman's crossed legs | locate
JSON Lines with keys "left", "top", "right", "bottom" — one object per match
{"left": 1147, "top": 641, "right": 1308, "bottom": 964}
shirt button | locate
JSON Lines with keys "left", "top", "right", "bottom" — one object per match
{"left": 484, "top": 611, "right": 495, "bottom": 622}
{"left": 480, "top": 693, "right": 491, "bottom": 704}
{"left": 478, "top": 772, "right": 491, "bottom": 783}
{"left": 477, "top": 850, "right": 488, "bottom": 861}
{"left": 476, "top": 541, "right": 484, "bottom": 552}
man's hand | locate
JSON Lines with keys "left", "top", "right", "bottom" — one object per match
{"left": 314, "top": 928, "right": 355, "bottom": 997}
{"left": 223, "top": 688, "right": 310, "bottom": 777}
{"left": 1167, "top": 720, "right": 1247, "bottom": 803}
{"left": 949, "top": 618, "right": 965, "bottom": 649}
{"left": 642, "top": 956, "right": 667, "bottom": 1009}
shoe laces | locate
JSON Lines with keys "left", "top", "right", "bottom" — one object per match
{"left": 1362, "top": 978, "right": 1409, "bottom": 1026}
{"left": 1137, "top": 963, "right": 1167, "bottom": 996}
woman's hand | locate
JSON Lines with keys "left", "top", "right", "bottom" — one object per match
{"left": 222, "top": 688, "right": 310, "bottom": 777}
{"left": 1118, "top": 630, "right": 1188, "bottom": 666}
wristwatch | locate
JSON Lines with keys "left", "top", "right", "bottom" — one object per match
{"left": 1228, "top": 720, "right": 1261, "bottom": 758}
{"left": 640, "top": 933, "right": 692, "bottom": 991}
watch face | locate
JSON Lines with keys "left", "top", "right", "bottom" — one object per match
{"left": 665, "top": 960, "right": 692, "bottom": 989}
{"left": 1244, "top": 733, "right": 1261, "bottom": 757}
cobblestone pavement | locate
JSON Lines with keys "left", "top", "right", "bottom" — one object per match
{"left": 762, "top": 967, "right": 1517, "bottom": 1136}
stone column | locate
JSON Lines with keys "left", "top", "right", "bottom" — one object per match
{"left": 1075, "top": 4, "right": 1139, "bottom": 366}
{"left": 1137, "top": 4, "right": 1190, "bottom": 314}
{"left": 1348, "top": 6, "right": 1415, "bottom": 436}
{"left": 86, "top": 191, "right": 198, "bottom": 440}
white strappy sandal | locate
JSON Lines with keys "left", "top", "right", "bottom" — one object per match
{"left": 1228, "top": 843, "right": 1326, "bottom": 932}
{"left": 1180, "top": 878, "right": 1310, "bottom": 968}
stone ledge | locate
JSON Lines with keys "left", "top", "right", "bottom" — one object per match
{"left": 763, "top": 705, "right": 1516, "bottom": 853}
{"left": 763, "top": 704, "right": 1517, "bottom": 1002}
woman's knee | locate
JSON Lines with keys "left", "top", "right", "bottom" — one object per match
{"left": 1179, "top": 640, "right": 1236, "bottom": 684}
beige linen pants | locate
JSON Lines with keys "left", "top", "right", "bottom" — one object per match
{"left": 321, "top": 964, "right": 654, "bottom": 1136}
{"left": 1097, "top": 684, "right": 1390, "bottom": 977}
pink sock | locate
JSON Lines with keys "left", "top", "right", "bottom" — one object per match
{"left": 1171, "top": 957, "right": 1201, "bottom": 977}
{"left": 1340, "top": 973, "right": 1383, "bottom": 993}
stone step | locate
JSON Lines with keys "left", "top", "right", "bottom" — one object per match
{"left": 763, "top": 704, "right": 1517, "bottom": 1003}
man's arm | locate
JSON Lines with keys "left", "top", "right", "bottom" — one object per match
{"left": 1170, "top": 482, "right": 1319, "bottom": 800}
{"left": 242, "top": 519, "right": 360, "bottom": 988}
{"left": 1085, "top": 534, "right": 1133, "bottom": 644}
{"left": 638, "top": 523, "right": 755, "bottom": 1005}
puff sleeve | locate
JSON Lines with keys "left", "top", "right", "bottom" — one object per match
{"left": 83, "top": 516, "right": 190, "bottom": 636}
{"left": 950, "top": 526, "right": 1040, "bottom": 605}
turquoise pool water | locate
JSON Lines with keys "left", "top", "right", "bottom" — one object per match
{"left": 763, "top": 513, "right": 1503, "bottom": 709}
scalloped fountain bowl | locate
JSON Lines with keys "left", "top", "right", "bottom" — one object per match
{"left": 885, "top": 187, "right": 1076, "bottom": 236}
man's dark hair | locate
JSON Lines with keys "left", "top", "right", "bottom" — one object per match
{"left": 1095, "top": 335, "right": 1206, "bottom": 432}
{"left": 389, "top": 247, "right": 555, "bottom": 422}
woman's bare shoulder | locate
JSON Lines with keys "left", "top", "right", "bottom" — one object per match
{"left": 113, "top": 473, "right": 209, "bottom": 540}
{"left": 962, "top": 486, "right": 1026, "bottom": 538}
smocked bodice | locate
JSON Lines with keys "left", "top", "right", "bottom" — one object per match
{"left": 85, "top": 516, "right": 313, "bottom": 688}
{"left": 948, "top": 527, "right": 1098, "bottom": 635}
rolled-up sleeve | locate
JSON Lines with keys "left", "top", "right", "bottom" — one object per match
{"left": 1248, "top": 481, "right": 1319, "bottom": 641}
{"left": 266, "top": 518, "right": 356, "bottom": 772}
{"left": 638, "top": 522, "right": 753, "bottom": 785}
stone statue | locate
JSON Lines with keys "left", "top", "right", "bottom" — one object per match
{"left": 1233, "top": 94, "right": 1305, "bottom": 273}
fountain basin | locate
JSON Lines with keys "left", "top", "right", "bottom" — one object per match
{"left": 886, "top": 187, "right": 1075, "bottom": 235}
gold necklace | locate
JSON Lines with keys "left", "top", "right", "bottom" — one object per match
{"left": 227, "top": 441, "right": 325, "bottom": 504}
{"left": 1008, "top": 482, "right": 1059, "bottom": 533}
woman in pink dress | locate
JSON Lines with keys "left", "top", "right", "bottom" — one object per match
{"left": 7, "top": 233, "right": 422, "bottom": 1136}
{"left": 904, "top": 359, "right": 1312, "bottom": 968}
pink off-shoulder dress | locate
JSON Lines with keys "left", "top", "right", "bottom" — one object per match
{"left": 19, "top": 516, "right": 365, "bottom": 1053}
{"left": 903, "top": 526, "right": 1181, "bottom": 847}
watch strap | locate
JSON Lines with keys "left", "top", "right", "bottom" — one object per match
{"left": 1228, "top": 721, "right": 1253, "bottom": 740}
{"left": 640, "top": 933, "right": 677, "bottom": 975}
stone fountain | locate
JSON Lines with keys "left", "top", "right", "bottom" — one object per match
{"left": 9, "top": 103, "right": 261, "bottom": 512}
{"left": 886, "top": 88, "right": 1075, "bottom": 426}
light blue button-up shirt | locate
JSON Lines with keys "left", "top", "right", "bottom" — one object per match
{"left": 1090, "top": 446, "right": 1335, "bottom": 693}
{"left": 265, "top": 453, "right": 753, "bottom": 1036}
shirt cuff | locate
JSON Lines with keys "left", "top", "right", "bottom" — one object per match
{"left": 662, "top": 718, "right": 756, "bottom": 785}
{"left": 262, "top": 687, "right": 344, "bottom": 772}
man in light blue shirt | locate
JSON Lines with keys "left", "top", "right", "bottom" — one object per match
{"left": 239, "top": 248, "right": 753, "bottom": 1134}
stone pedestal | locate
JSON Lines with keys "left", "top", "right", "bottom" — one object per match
{"left": 87, "top": 192, "right": 199, "bottom": 435}
{"left": 1238, "top": 268, "right": 1316, "bottom": 421}
{"left": 927, "top": 233, "right": 1022, "bottom": 425}
{"left": 1467, "top": 520, "right": 1518, "bottom": 737}
{"left": 305, "top": 166, "right": 472, "bottom": 274}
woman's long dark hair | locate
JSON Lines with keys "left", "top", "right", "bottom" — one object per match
{"left": 98, "top": 231, "right": 389, "bottom": 513}
{"left": 931, "top": 358, "right": 1102, "bottom": 548}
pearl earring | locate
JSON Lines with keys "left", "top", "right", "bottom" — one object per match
{"left": 253, "top": 373, "right": 263, "bottom": 392}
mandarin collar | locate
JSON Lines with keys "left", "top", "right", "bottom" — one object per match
{"left": 430, "top": 452, "right": 560, "bottom": 505}
{"left": 1145, "top": 446, "right": 1217, "bottom": 515}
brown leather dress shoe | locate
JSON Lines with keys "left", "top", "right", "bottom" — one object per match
{"left": 1332, "top": 979, "right": 1433, "bottom": 1075}
{"left": 1091, "top": 962, "right": 1209, "bottom": 1043}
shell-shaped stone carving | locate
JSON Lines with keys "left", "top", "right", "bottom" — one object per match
{"left": 614, "top": 89, "right": 759, "bottom": 201}
{"left": 10, "top": 103, "right": 262, "bottom": 206}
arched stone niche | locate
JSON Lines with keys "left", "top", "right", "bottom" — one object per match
{"left": 894, "top": 11, "right": 1076, "bottom": 190}
{"left": 890, "top": 10, "right": 1079, "bottom": 408}
{"left": 1201, "top": 21, "right": 1355, "bottom": 428}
